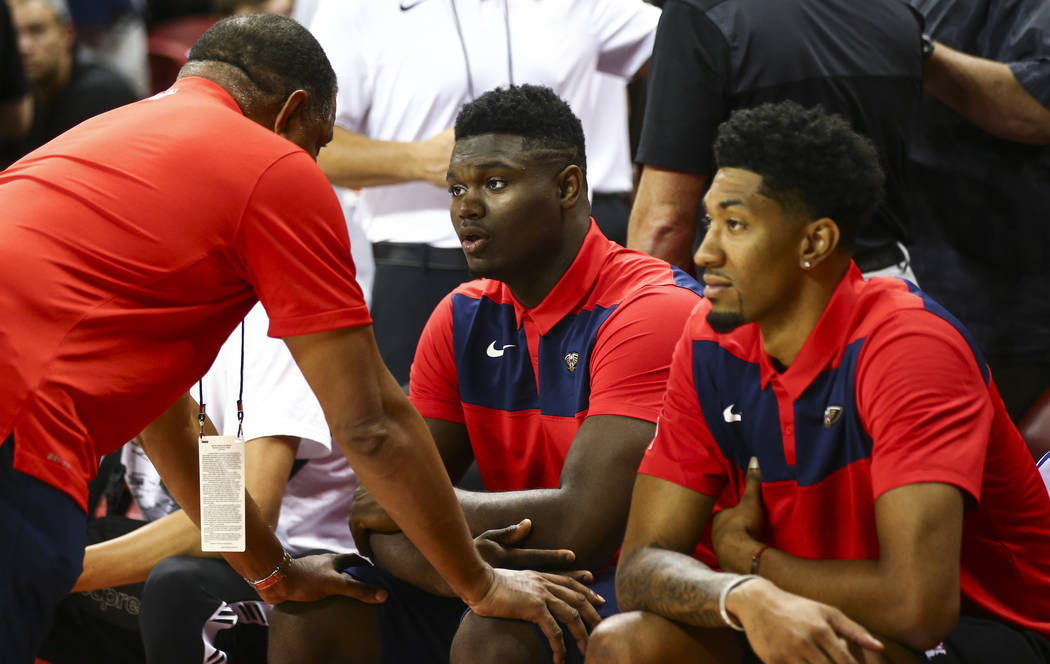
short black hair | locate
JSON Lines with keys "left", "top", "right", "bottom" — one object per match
{"left": 455, "top": 84, "right": 586, "bottom": 176}
{"left": 188, "top": 14, "right": 335, "bottom": 120}
{"left": 713, "top": 101, "right": 884, "bottom": 250}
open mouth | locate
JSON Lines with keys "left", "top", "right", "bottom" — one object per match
{"left": 460, "top": 232, "right": 489, "bottom": 253}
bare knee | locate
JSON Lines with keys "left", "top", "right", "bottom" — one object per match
{"left": 269, "top": 596, "right": 380, "bottom": 664}
{"left": 450, "top": 612, "right": 548, "bottom": 664}
{"left": 586, "top": 612, "right": 651, "bottom": 664}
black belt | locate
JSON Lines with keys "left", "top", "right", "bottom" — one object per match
{"left": 372, "top": 242, "right": 470, "bottom": 270}
{"left": 854, "top": 243, "right": 906, "bottom": 273}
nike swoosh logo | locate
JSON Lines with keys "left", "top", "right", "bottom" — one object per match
{"left": 400, "top": 0, "right": 428, "bottom": 10}
{"left": 486, "top": 341, "right": 516, "bottom": 358}
{"left": 723, "top": 404, "right": 742, "bottom": 423}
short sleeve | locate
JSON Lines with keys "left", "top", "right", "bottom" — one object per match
{"left": 235, "top": 152, "right": 371, "bottom": 338}
{"left": 409, "top": 292, "right": 465, "bottom": 424}
{"left": 0, "top": 2, "right": 27, "bottom": 102}
{"left": 635, "top": 0, "right": 730, "bottom": 175}
{"left": 637, "top": 303, "right": 731, "bottom": 498}
{"left": 858, "top": 311, "right": 993, "bottom": 503}
{"left": 590, "top": 0, "right": 661, "bottom": 79}
{"left": 588, "top": 285, "right": 701, "bottom": 422}
{"left": 1000, "top": 2, "right": 1050, "bottom": 108}
{"left": 309, "top": 2, "right": 371, "bottom": 132}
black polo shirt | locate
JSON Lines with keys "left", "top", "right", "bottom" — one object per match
{"left": 907, "top": 0, "right": 1050, "bottom": 361}
{"left": 638, "top": 0, "right": 924, "bottom": 256}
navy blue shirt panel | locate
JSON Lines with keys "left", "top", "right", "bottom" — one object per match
{"left": 537, "top": 305, "right": 618, "bottom": 418}
{"left": 691, "top": 340, "right": 785, "bottom": 479}
{"left": 793, "top": 340, "right": 874, "bottom": 487}
{"left": 904, "top": 280, "right": 991, "bottom": 385}
{"left": 451, "top": 293, "right": 622, "bottom": 418}
{"left": 452, "top": 294, "right": 539, "bottom": 412}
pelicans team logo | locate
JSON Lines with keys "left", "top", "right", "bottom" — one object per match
{"left": 823, "top": 405, "right": 843, "bottom": 428}
{"left": 564, "top": 352, "right": 579, "bottom": 372}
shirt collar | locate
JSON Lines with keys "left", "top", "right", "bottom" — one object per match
{"left": 510, "top": 219, "right": 609, "bottom": 333}
{"left": 758, "top": 262, "right": 865, "bottom": 392}
{"left": 170, "top": 76, "right": 243, "bottom": 114}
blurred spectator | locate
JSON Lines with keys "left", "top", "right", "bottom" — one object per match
{"left": 212, "top": 0, "right": 291, "bottom": 14}
{"left": 629, "top": 0, "right": 923, "bottom": 281}
{"left": 907, "top": 0, "right": 1050, "bottom": 424}
{"left": 1, "top": 0, "right": 138, "bottom": 168}
{"left": 308, "top": 0, "right": 660, "bottom": 385}
{"left": 69, "top": 0, "right": 149, "bottom": 96}
{"left": 1, "top": 0, "right": 31, "bottom": 139}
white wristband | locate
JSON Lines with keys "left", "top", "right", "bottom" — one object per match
{"left": 718, "top": 574, "right": 759, "bottom": 631}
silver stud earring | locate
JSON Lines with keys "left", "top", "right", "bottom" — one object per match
{"left": 803, "top": 260, "right": 812, "bottom": 269}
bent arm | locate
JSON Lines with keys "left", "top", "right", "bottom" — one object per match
{"left": 616, "top": 474, "right": 737, "bottom": 627}
{"left": 718, "top": 482, "right": 963, "bottom": 651}
{"left": 132, "top": 394, "right": 291, "bottom": 591}
{"left": 454, "top": 415, "right": 656, "bottom": 571}
{"left": 317, "top": 125, "right": 454, "bottom": 189}
{"left": 78, "top": 434, "right": 296, "bottom": 587}
{"left": 627, "top": 167, "right": 707, "bottom": 273}
{"left": 78, "top": 427, "right": 299, "bottom": 591}
{"left": 283, "top": 325, "right": 492, "bottom": 604}
{"left": 368, "top": 416, "right": 653, "bottom": 587}
{"left": 924, "top": 42, "right": 1050, "bottom": 144}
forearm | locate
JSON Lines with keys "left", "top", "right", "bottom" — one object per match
{"left": 721, "top": 542, "right": 952, "bottom": 649}
{"left": 616, "top": 546, "right": 743, "bottom": 629}
{"left": 73, "top": 509, "right": 217, "bottom": 591}
{"left": 137, "top": 397, "right": 287, "bottom": 589}
{"left": 317, "top": 126, "right": 452, "bottom": 189}
{"left": 924, "top": 43, "right": 1050, "bottom": 144}
{"left": 335, "top": 387, "right": 491, "bottom": 603}
{"left": 627, "top": 167, "right": 705, "bottom": 273}
{"left": 456, "top": 487, "right": 624, "bottom": 571}
{"left": 368, "top": 531, "right": 456, "bottom": 596}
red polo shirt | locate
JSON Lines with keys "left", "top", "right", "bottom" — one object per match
{"left": 410, "top": 221, "right": 702, "bottom": 492}
{"left": 0, "top": 77, "right": 371, "bottom": 510}
{"left": 641, "top": 265, "right": 1050, "bottom": 637}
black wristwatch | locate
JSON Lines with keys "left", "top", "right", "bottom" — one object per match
{"left": 921, "top": 32, "right": 936, "bottom": 61}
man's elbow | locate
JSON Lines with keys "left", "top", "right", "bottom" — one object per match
{"left": 331, "top": 416, "right": 395, "bottom": 460}
{"left": 891, "top": 591, "right": 960, "bottom": 651}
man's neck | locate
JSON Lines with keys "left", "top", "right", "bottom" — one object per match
{"left": 506, "top": 214, "right": 589, "bottom": 310}
{"left": 759, "top": 261, "right": 849, "bottom": 369}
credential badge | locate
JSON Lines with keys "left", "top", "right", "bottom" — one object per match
{"left": 823, "top": 405, "right": 843, "bottom": 428}
{"left": 564, "top": 352, "right": 579, "bottom": 373}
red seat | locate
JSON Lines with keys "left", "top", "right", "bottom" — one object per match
{"left": 147, "top": 15, "right": 221, "bottom": 94}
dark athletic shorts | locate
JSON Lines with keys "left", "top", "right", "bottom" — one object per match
{"left": 733, "top": 613, "right": 1050, "bottom": 664}
{"left": 347, "top": 565, "right": 618, "bottom": 664}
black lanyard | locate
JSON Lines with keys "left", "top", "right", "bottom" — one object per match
{"left": 198, "top": 321, "right": 245, "bottom": 441}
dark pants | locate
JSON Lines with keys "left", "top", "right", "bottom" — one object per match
{"left": 370, "top": 242, "right": 473, "bottom": 386}
{"left": 139, "top": 556, "right": 270, "bottom": 664}
{"left": 591, "top": 192, "right": 631, "bottom": 247}
{"left": 0, "top": 435, "right": 86, "bottom": 664}
{"left": 38, "top": 517, "right": 149, "bottom": 664}
{"left": 346, "top": 565, "right": 619, "bottom": 664}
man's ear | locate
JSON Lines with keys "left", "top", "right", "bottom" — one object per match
{"left": 799, "top": 217, "right": 841, "bottom": 268}
{"left": 558, "top": 164, "right": 584, "bottom": 208}
{"left": 273, "top": 89, "right": 309, "bottom": 137}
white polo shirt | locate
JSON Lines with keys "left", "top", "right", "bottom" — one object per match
{"left": 201, "top": 303, "right": 358, "bottom": 556}
{"left": 310, "top": 0, "right": 659, "bottom": 248}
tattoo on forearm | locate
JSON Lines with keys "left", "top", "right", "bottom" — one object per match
{"left": 618, "top": 547, "right": 737, "bottom": 629}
